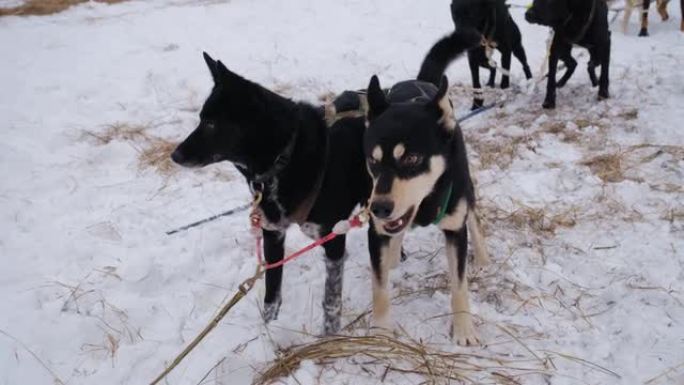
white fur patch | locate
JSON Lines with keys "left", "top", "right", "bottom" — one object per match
{"left": 437, "top": 198, "right": 468, "bottom": 231}
{"left": 372, "top": 146, "right": 383, "bottom": 161}
{"left": 393, "top": 143, "right": 406, "bottom": 160}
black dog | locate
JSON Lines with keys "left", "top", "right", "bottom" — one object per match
{"left": 363, "top": 76, "right": 490, "bottom": 345}
{"left": 172, "top": 53, "right": 370, "bottom": 334}
{"left": 418, "top": 0, "right": 533, "bottom": 109}
{"left": 526, "top": 0, "right": 611, "bottom": 109}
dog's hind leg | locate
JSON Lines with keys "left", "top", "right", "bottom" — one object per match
{"left": 640, "top": 0, "right": 651, "bottom": 36}
{"left": 321, "top": 233, "right": 347, "bottom": 335}
{"left": 556, "top": 50, "right": 577, "bottom": 88}
{"left": 598, "top": 37, "right": 611, "bottom": 100}
{"left": 487, "top": 67, "right": 497, "bottom": 88}
{"left": 468, "top": 50, "right": 485, "bottom": 110}
{"left": 445, "top": 228, "right": 479, "bottom": 346}
{"left": 587, "top": 48, "right": 599, "bottom": 87}
{"left": 368, "top": 223, "right": 403, "bottom": 334}
{"left": 512, "top": 42, "right": 533, "bottom": 80}
{"left": 656, "top": 0, "right": 669, "bottom": 20}
{"left": 262, "top": 229, "right": 285, "bottom": 322}
{"left": 467, "top": 211, "right": 490, "bottom": 268}
{"left": 543, "top": 39, "right": 562, "bottom": 109}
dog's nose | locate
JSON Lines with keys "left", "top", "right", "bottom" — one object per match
{"left": 171, "top": 148, "right": 185, "bottom": 165}
{"left": 370, "top": 200, "right": 394, "bottom": 219}
{"left": 525, "top": 9, "right": 536, "bottom": 23}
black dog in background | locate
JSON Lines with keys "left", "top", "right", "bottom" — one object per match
{"left": 418, "top": 0, "right": 533, "bottom": 109}
{"left": 526, "top": 0, "right": 611, "bottom": 109}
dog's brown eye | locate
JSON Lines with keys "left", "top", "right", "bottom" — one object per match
{"left": 401, "top": 154, "right": 422, "bottom": 166}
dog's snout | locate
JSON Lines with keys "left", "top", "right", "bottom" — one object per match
{"left": 171, "top": 148, "right": 185, "bottom": 165}
{"left": 370, "top": 200, "right": 394, "bottom": 219}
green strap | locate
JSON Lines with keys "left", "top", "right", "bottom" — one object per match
{"left": 432, "top": 183, "right": 453, "bottom": 225}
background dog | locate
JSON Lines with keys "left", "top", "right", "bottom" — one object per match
{"left": 418, "top": 0, "right": 533, "bottom": 109}
{"left": 622, "top": 0, "right": 683, "bottom": 35}
{"left": 526, "top": 0, "right": 611, "bottom": 109}
{"left": 172, "top": 53, "right": 371, "bottom": 334}
{"left": 363, "top": 75, "right": 489, "bottom": 346}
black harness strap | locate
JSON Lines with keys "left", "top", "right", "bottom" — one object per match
{"left": 565, "top": 0, "right": 597, "bottom": 44}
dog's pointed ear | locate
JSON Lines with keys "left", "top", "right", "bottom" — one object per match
{"left": 203, "top": 51, "right": 221, "bottom": 83}
{"left": 366, "top": 75, "right": 388, "bottom": 121}
{"left": 429, "top": 76, "right": 456, "bottom": 131}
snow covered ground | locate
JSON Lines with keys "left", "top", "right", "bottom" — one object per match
{"left": 0, "top": 0, "right": 682, "bottom": 384}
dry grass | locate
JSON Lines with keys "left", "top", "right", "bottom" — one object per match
{"left": 580, "top": 153, "right": 625, "bottom": 183}
{"left": 254, "top": 335, "right": 552, "bottom": 385}
{"left": 138, "top": 137, "right": 177, "bottom": 176}
{"left": 0, "top": 0, "right": 128, "bottom": 17}
{"left": 82, "top": 122, "right": 180, "bottom": 177}
{"left": 480, "top": 200, "right": 578, "bottom": 236}
{"left": 470, "top": 138, "right": 528, "bottom": 170}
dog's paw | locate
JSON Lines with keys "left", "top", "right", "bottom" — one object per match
{"left": 471, "top": 99, "right": 484, "bottom": 111}
{"left": 542, "top": 99, "right": 556, "bottom": 109}
{"left": 638, "top": 28, "right": 649, "bottom": 37}
{"left": 262, "top": 297, "right": 282, "bottom": 323}
{"left": 523, "top": 67, "right": 533, "bottom": 80}
{"left": 556, "top": 78, "right": 568, "bottom": 88}
{"left": 451, "top": 316, "right": 480, "bottom": 347}
{"left": 598, "top": 90, "right": 610, "bottom": 100}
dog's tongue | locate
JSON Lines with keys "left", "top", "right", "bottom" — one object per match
{"left": 385, "top": 218, "right": 404, "bottom": 231}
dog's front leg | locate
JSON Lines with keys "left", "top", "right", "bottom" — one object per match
{"left": 468, "top": 49, "right": 485, "bottom": 110}
{"left": 262, "top": 229, "right": 285, "bottom": 322}
{"left": 543, "top": 39, "right": 561, "bottom": 109}
{"left": 598, "top": 38, "right": 611, "bottom": 100}
{"left": 500, "top": 48, "right": 512, "bottom": 89}
{"left": 368, "top": 223, "right": 403, "bottom": 333}
{"left": 321, "top": 233, "right": 347, "bottom": 335}
{"left": 444, "top": 228, "right": 479, "bottom": 346}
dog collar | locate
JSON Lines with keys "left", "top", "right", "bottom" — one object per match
{"left": 432, "top": 183, "right": 453, "bottom": 225}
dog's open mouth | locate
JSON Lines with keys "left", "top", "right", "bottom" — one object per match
{"left": 381, "top": 207, "right": 414, "bottom": 234}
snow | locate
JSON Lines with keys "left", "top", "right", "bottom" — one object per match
{"left": 0, "top": 0, "right": 682, "bottom": 384}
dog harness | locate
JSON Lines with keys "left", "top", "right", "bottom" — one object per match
{"left": 564, "top": 0, "right": 598, "bottom": 44}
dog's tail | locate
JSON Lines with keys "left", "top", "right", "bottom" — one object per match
{"left": 417, "top": 31, "right": 478, "bottom": 86}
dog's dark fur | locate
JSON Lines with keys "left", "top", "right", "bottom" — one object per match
{"left": 363, "top": 75, "right": 489, "bottom": 345}
{"left": 526, "top": 0, "right": 611, "bottom": 109}
{"left": 418, "top": 0, "right": 533, "bottom": 110}
{"left": 172, "top": 53, "right": 370, "bottom": 334}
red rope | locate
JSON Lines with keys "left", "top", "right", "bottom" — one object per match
{"left": 254, "top": 214, "right": 365, "bottom": 271}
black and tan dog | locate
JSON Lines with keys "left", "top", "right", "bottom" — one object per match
{"left": 172, "top": 52, "right": 371, "bottom": 334}
{"left": 622, "top": 0, "right": 683, "bottom": 36}
{"left": 526, "top": 0, "right": 611, "bottom": 109}
{"left": 418, "top": 0, "right": 533, "bottom": 109}
{"left": 363, "top": 75, "right": 489, "bottom": 345}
